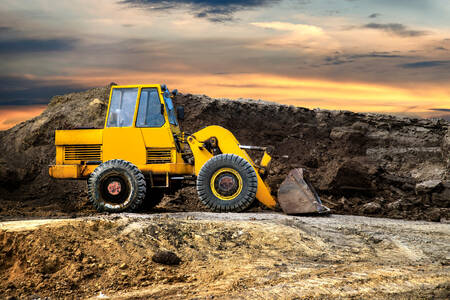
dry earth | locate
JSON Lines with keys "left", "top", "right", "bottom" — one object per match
{"left": 1, "top": 213, "right": 449, "bottom": 299}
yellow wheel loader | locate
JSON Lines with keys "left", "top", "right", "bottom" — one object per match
{"left": 49, "top": 84, "right": 329, "bottom": 214}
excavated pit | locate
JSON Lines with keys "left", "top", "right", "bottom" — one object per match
{"left": 0, "top": 84, "right": 449, "bottom": 221}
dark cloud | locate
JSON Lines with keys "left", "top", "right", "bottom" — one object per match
{"left": 0, "top": 26, "right": 12, "bottom": 32}
{"left": 323, "top": 52, "right": 407, "bottom": 65}
{"left": 399, "top": 60, "right": 450, "bottom": 68}
{"left": 0, "top": 38, "right": 77, "bottom": 54}
{"left": 119, "top": 0, "right": 280, "bottom": 22}
{"left": 429, "top": 108, "right": 450, "bottom": 112}
{"left": 0, "top": 76, "right": 90, "bottom": 106}
{"left": 363, "top": 23, "right": 428, "bottom": 37}
{"left": 348, "top": 52, "right": 404, "bottom": 59}
{"left": 368, "top": 13, "right": 380, "bottom": 18}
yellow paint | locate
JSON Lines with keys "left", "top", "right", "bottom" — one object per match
{"left": 186, "top": 135, "right": 214, "bottom": 175}
{"left": 55, "top": 146, "right": 64, "bottom": 165}
{"left": 102, "top": 127, "right": 146, "bottom": 164}
{"left": 55, "top": 129, "right": 103, "bottom": 145}
{"left": 49, "top": 164, "right": 79, "bottom": 178}
{"left": 138, "top": 163, "right": 194, "bottom": 175}
{"left": 140, "top": 127, "right": 175, "bottom": 149}
{"left": 260, "top": 151, "right": 272, "bottom": 169}
{"left": 49, "top": 164, "right": 97, "bottom": 178}
{"left": 210, "top": 168, "right": 243, "bottom": 201}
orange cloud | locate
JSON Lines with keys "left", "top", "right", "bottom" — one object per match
{"left": 50, "top": 70, "right": 448, "bottom": 113}
{"left": 0, "top": 105, "right": 46, "bottom": 130}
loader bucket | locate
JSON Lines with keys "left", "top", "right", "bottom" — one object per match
{"left": 277, "top": 168, "right": 330, "bottom": 215}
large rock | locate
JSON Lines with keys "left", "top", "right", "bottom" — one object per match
{"left": 416, "top": 180, "right": 442, "bottom": 193}
{"left": 361, "top": 202, "right": 381, "bottom": 214}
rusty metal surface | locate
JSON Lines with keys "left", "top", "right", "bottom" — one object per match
{"left": 277, "top": 168, "right": 330, "bottom": 215}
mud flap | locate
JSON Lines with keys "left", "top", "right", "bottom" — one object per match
{"left": 277, "top": 168, "right": 330, "bottom": 215}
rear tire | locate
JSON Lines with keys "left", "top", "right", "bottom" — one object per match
{"left": 88, "top": 159, "right": 146, "bottom": 212}
{"left": 197, "top": 154, "right": 258, "bottom": 212}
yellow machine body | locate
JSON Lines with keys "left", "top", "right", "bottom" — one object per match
{"left": 49, "top": 84, "right": 277, "bottom": 208}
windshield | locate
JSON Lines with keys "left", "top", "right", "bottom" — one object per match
{"left": 106, "top": 88, "right": 138, "bottom": 127}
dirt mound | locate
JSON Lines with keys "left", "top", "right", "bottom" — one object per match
{"left": 0, "top": 213, "right": 449, "bottom": 299}
{"left": 0, "top": 85, "right": 449, "bottom": 221}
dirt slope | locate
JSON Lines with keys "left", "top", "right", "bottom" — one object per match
{"left": 0, "top": 213, "right": 449, "bottom": 299}
{"left": 0, "top": 85, "right": 448, "bottom": 221}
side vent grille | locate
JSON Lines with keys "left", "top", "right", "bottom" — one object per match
{"left": 64, "top": 145, "right": 101, "bottom": 161}
{"left": 146, "top": 148, "right": 172, "bottom": 164}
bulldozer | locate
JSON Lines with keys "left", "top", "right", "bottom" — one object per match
{"left": 49, "top": 84, "right": 328, "bottom": 214}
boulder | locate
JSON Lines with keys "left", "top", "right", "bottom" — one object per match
{"left": 416, "top": 180, "right": 442, "bottom": 193}
{"left": 361, "top": 202, "right": 381, "bottom": 214}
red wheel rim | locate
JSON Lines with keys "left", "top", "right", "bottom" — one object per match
{"left": 107, "top": 181, "right": 122, "bottom": 195}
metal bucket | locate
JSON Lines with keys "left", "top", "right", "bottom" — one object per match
{"left": 277, "top": 168, "right": 330, "bottom": 215}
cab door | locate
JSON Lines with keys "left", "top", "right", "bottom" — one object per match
{"left": 102, "top": 87, "right": 146, "bottom": 165}
{"left": 135, "top": 87, "right": 176, "bottom": 165}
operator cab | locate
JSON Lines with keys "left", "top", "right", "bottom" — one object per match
{"left": 105, "top": 84, "right": 180, "bottom": 130}
{"left": 100, "top": 84, "right": 184, "bottom": 167}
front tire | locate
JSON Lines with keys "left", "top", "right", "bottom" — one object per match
{"left": 197, "top": 154, "right": 258, "bottom": 212}
{"left": 88, "top": 159, "right": 146, "bottom": 212}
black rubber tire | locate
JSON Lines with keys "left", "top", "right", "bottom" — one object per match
{"left": 88, "top": 159, "right": 146, "bottom": 212}
{"left": 197, "top": 154, "right": 258, "bottom": 212}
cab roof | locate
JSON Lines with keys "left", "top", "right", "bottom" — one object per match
{"left": 111, "top": 84, "right": 167, "bottom": 90}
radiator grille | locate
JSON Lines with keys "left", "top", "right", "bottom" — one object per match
{"left": 64, "top": 144, "right": 101, "bottom": 161}
{"left": 146, "top": 148, "right": 172, "bottom": 164}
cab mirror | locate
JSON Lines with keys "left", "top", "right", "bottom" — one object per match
{"left": 177, "top": 106, "right": 185, "bottom": 121}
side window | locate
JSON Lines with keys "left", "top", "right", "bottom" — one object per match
{"left": 163, "top": 91, "right": 178, "bottom": 126}
{"left": 136, "top": 88, "right": 165, "bottom": 127}
{"left": 106, "top": 88, "right": 138, "bottom": 128}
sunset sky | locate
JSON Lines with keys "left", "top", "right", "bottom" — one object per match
{"left": 0, "top": 0, "right": 449, "bottom": 130}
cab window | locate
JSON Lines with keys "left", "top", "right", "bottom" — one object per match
{"left": 106, "top": 88, "right": 138, "bottom": 128}
{"left": 163, "top": 91, "right": 178, "bottom": 126}
{"left": 136, "top": 88, "right": 165, "bottom": 127}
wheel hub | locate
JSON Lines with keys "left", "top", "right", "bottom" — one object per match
{"left": 107, "top": 181, "right": 122, "bottom": 195}
{"left": 215, "top": 173, "right": 239, "bottom": 196}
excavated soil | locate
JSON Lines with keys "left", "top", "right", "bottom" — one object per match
{"left": 0, "top": 84, "right": 449, "bottom": 221}
{"left": 0, "top": 213, "right": 449, "bottom": 299}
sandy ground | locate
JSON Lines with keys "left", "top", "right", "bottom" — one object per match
{"left": 1, "top": 212, "right": 449, "bottom": 299}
